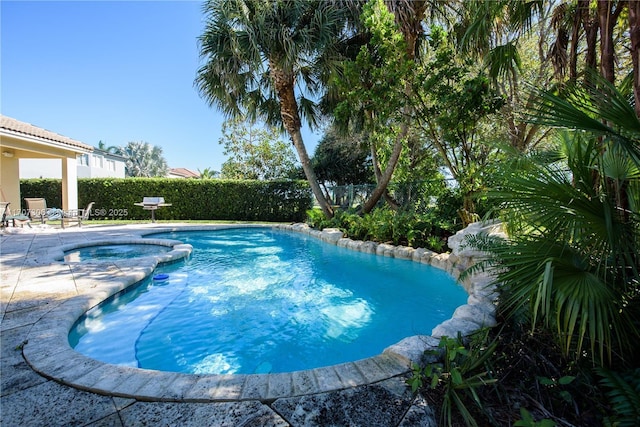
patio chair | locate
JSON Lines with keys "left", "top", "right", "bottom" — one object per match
{"left": 24, "top": 198, "right": 49, "bottom": 224}
{"left": 62, "top": 202, "right": 95, "bottom": 229}
{"left": 1, "top": 202, "right": 10, "bottom": 228}
{"left": 1, "top": 201, "right": 31, "bottom": 228}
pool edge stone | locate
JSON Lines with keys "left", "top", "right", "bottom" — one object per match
{"left": 265, "top": 372, "right": 295, "bottom": 400}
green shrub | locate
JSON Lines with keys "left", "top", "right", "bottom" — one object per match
{"left": 597, "top": 368, "right": 640, "bottom": 427}
{"left": 305, "top": 208, "right": 329, "bottom": 229}
{"left": 20, "top": 178, "right": 312, "bottom": 222}
{"left": 305, "top": 205, "right": 461, "bottom": 252}
{"left": 19, "top": 179, "right": 62, "bottom": 210}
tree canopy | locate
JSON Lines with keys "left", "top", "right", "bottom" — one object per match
{"left": 219, "top": 118, "right": 298, "bottom": 180}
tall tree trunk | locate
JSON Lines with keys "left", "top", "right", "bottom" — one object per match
{"left": 581, "top": 0, "right": 598, "bottom": 74}
{"left": 630, "top": 0, "right": 640, "bottom": 118}
{"left": 569, "top": 2, "right": 582, "bottom": 82}
{"left": 361, "top": 124, "right": 406, "bottom": 213}
{"left": 290, "top": 129, "right": 333, "bottom": 217}
{"left": 597, "top": 0, "right": 618, "bottom": 84}
{"left": 369, "top": 141, "right": 400, "bottom": 210}
{"left": 270, "top": 64, "right": 334, "bottom": 218}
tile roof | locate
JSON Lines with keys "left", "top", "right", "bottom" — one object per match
{"left": 0, "top": 115, "right": 93, "bottom": 151}
{"left": 169, "top": 168, "right": 200, "bottom": 178}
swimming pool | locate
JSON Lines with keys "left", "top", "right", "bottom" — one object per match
{"left": 69, "top": 228, "right": 468, "bottom": 374}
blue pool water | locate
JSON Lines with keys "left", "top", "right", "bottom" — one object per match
{"left": 69, "top": 228, "right": 468, "bottom": 374}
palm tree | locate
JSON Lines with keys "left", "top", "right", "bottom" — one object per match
{"left": 457, "top": 0, "right": 547, "bottom": 153}
{"left": 198, "top": 167, "right": 218, "bottom": 179}
{"left": 472, "top": 76, "right": 640, "bottom": 366}
{"left": 97, "top": 140, "right": 119, "bottom": 154}
{"left": 631, "top": 0, "right": 640, "bottom": 116}
{"left": 196, "top": 0, "right": 354, "bottom": 218}
{"left": 117, "top": 141, "right": 169, "bottom": 177}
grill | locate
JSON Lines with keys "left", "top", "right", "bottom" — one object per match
{"left": 134, "top": 197, "right": 172, "bottom": 222}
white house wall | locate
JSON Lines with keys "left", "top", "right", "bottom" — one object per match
{"left": 21, "top": 156, "right": 125, "bottom": 179}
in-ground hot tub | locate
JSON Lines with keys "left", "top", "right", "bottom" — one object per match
{"left": 63, "top": 243, "right": 173, "bottom": 263}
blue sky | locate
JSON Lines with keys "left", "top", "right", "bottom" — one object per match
{"left": 1, "top": 0, "right": 321, "bottom": 172}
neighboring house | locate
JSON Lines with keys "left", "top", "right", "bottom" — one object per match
{"left": 167, "top": 168, "right": 200, "bottom": 179}
{"left": 20, "top": 148, "right": 126, "bottom": 179}
{"left": 0, "top": 115, "right": 92, "bottom": 211}
{"left": 77, "top": 149, "right": 126, "bottom": 178}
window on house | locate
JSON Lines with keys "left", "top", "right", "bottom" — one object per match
{"left": 93, "top": 155, "right": 103, "bottom": 168}
{"left": 78, "top": 154, "right": 89, "bottom": 165}
{"left": 106, "top": 159, "right": 116, "bottom": 171}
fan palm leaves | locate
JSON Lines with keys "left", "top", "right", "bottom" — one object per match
{"left": 473, "top": 79, "right": 640, "bottom": 366}
{"left": 116, "top": 141, "right": 169, "bottom": 178}
{"left": 458, "top": 0, "right": 542, "bottom": 79}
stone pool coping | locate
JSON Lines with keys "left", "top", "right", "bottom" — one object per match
{"left": 53, "top": 238, "right": 191, "bottom": 263}
{"left": 22, "top": 223, "right": 499, "bottom": 403}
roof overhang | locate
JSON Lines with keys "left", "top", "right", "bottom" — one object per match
{"left": 0, "top": 115, "right": 93, "bottom": 158}
{"left": 1, "top": 130, "right": 92, "bottom": 157}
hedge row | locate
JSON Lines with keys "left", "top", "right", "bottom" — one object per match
{"left": 20, "top": 178, "right": 312, "bottom": 222}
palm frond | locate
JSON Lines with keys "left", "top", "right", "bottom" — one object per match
{"left": 597, "top": 368, "right": 640, "bottom": 426}
{"left": 485, "top": 41, "right": 521, "bottom": 81}
{"left": 458, "top": 0, "right": 495, "bottom": 55}
{"left": 526, "top": 72, "right": 640, "bottom": 166}
{"left": 196, "top": 0, "right": 353, "bottom": 130}
{"left": 506, "top": 0, "right": 543, "bottom": 34}
{"left": 525, "top": 86, "right": 613, "bottom": 135}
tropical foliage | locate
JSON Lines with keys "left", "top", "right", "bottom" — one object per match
{"left": 196, "top": 0, "right": 357, "bottom": 216}
{"left": 412, "top": 24, "right": 505, "bottom": 221}
{"left": 115, "top": 141, "right": 169, "bottom": 178}
{"left": 472, "top": 76, "right": 640, "bottom": 366}
{"left": 218, "top": 118, "right": 298, "bottom": 180}
{"left": 408, "top": 331, "right": 498, "bottom": 427}
{"left": 311, "top": 126, "right": 373, "bottom": 187}
{"left": 458, "top": 77, "right": 640, "bottom": 425}
{"left": 197, "top": 167, "right": 219, "bottom": 179}
{"left": 96, "top": 140, "right": 119, "bottom": 153}
{"left": 331, "top": 0, "right": 426, "bottom": 213}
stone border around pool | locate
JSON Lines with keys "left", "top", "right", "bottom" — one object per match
{"left": 53, "top": 238, "right": 192, "bottom": 264}
{"left": 22, "top": 222, "right": 500, "bottom": 403}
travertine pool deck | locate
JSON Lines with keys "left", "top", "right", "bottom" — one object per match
{"left": 1, "top": 223, "right": 444, "bottom": 426}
